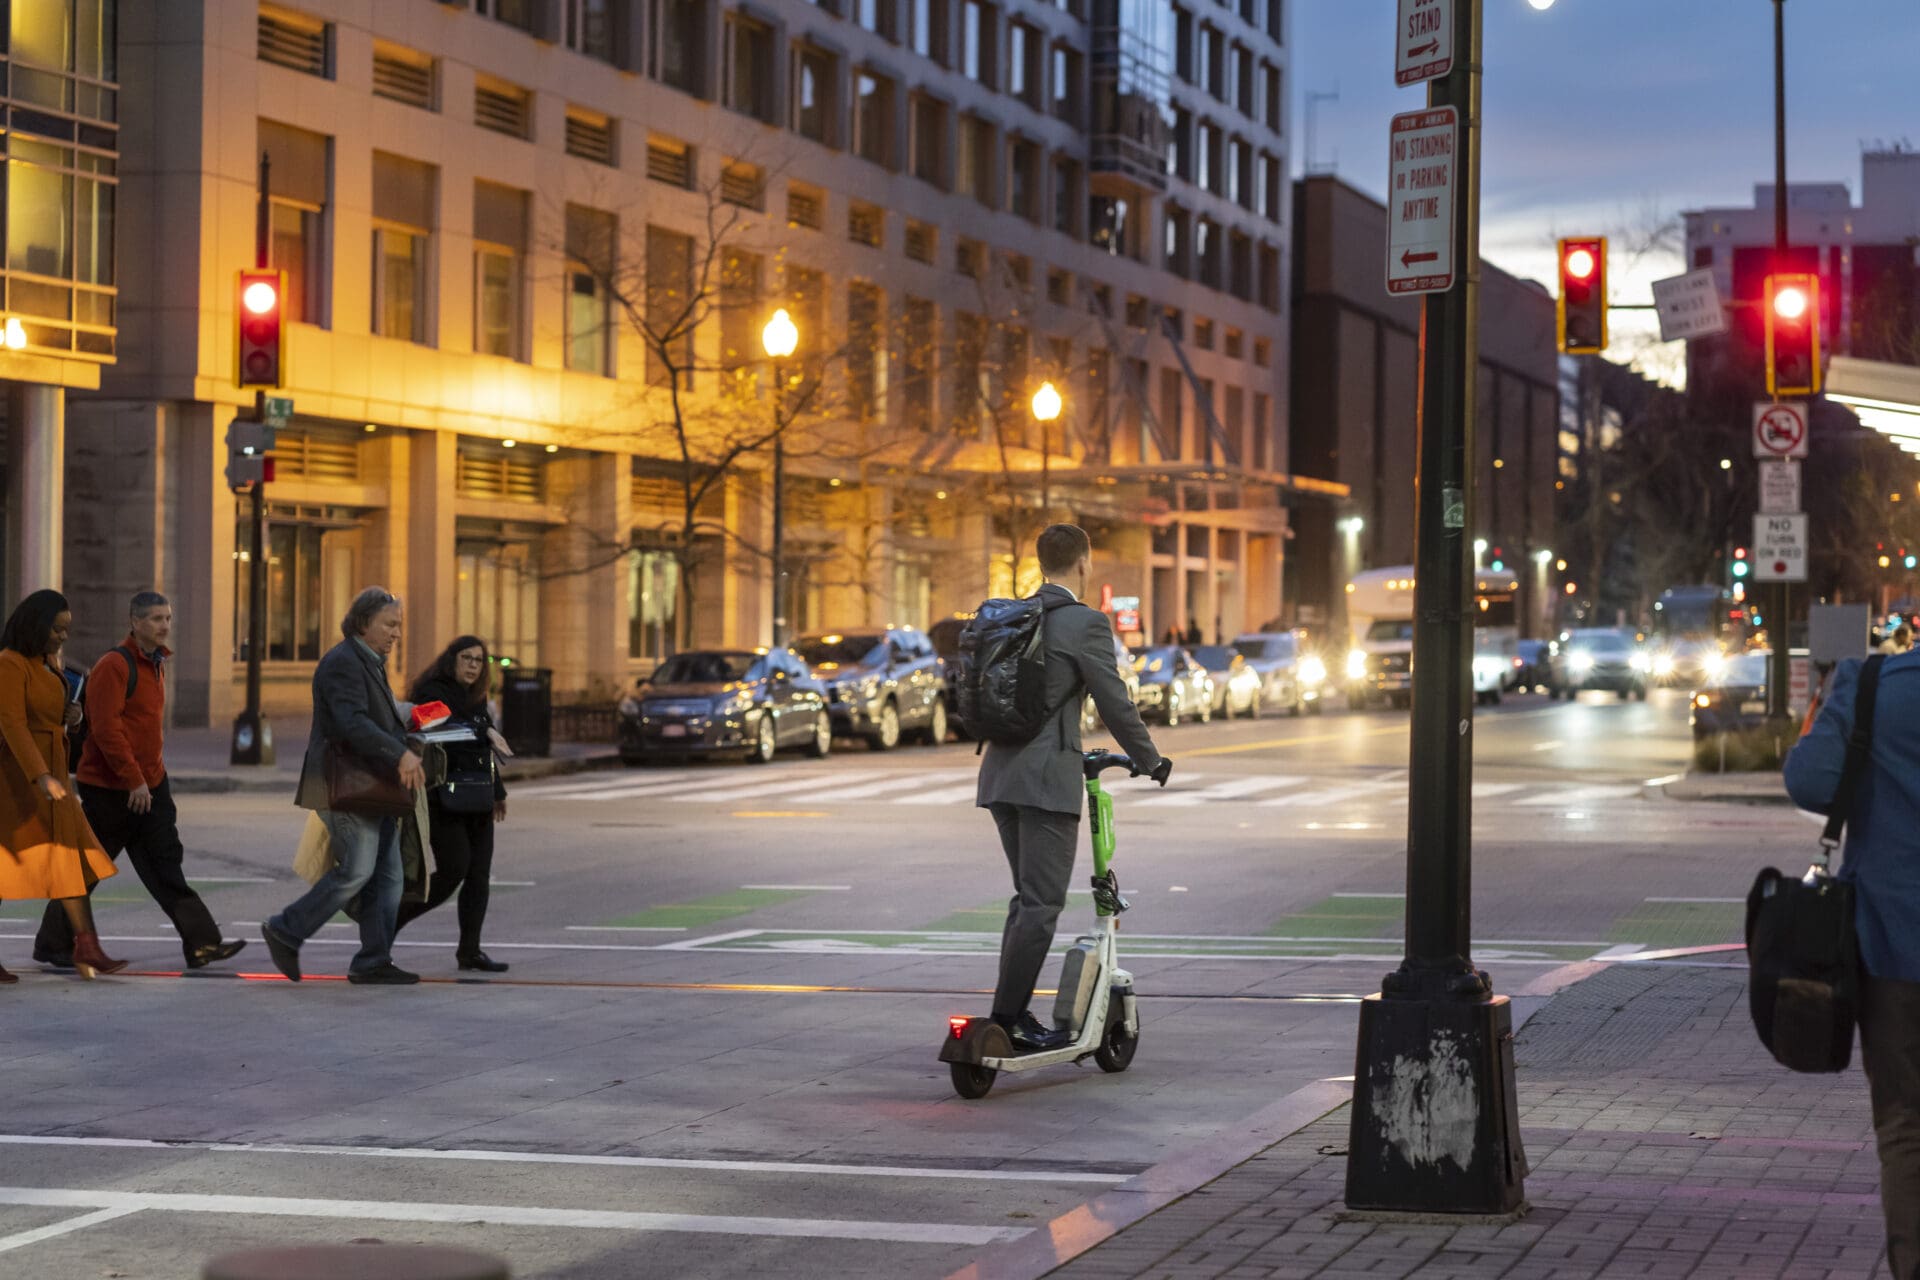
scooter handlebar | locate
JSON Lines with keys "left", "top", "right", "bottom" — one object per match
{"left": 1082, "top": 751, "right": 1174, "bottom": 786}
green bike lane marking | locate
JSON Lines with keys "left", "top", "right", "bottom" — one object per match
{"left": 602, "top": 887, "right": 814, "bottom": 930}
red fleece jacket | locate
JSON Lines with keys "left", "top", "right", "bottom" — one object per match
{"left": 76, "top": 637, "right": 170, "bottom": 791}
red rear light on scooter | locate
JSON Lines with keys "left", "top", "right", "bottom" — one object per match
{"left": 948, "top": 1016, "right": 972, "bottom": 1039}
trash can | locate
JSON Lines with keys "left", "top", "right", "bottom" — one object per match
{"left": 499, "top": 665, "right": 552, "bottom": 757}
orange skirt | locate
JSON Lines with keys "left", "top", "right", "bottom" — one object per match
{"left": 0, "top": 792, "right": 116, "bottom": 901}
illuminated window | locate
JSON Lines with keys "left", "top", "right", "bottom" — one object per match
{"left": 565, "top": 203, "right": 615, "bottom": 375}
{"left": 370, "top": 151, "right": 433, "bottom": 344}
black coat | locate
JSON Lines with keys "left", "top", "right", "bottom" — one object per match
{"left": 295, "top": 639, "right": 410, "bottom": 812}
{"left": 410, "top": 674, "right": 507, "bottom": 802}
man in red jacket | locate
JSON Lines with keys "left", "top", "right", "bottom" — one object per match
{"left": 33, "top": 591, "right": 247, "bottom": 969}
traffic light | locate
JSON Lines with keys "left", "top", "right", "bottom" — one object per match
{"left": 1765, "top": 272, "right": 1820, "bottom": 397}
{"left": 235, "top": 268, "right": 286, "bottom": 388}
{"left": 1731, "top": 546, "right": 1749, "bottom": 579}
{"left": 1556, "top": 237, "right": 1607, "bottom": 354}
{"left": 225, "top": 419, "right": 277, "bottom": 489}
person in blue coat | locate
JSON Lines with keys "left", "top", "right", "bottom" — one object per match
{"left": 1785, "top": 651, "right": 1920, "bottom": 1279}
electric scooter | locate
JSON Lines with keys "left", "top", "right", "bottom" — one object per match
{"left": 940, "top": 749, "right": 1173, "bottom": 1099}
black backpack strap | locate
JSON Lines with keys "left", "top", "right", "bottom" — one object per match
{"left": 114, "top": 645, "right": 137, "bottom": 699}
{"left": 1820, "top": 653, "right": 1886, "bottom": 866}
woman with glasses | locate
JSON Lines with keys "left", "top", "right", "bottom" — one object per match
{"left": 396, "top": 635, "right": 511, "bottom": 972}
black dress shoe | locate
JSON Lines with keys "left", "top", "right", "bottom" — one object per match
{"left": 456, "top": 951, "right": 509, "bottom": 973}
{"left": 32, "top": 949, "right": 73, "bottom": 970}
{"left": 187, "top": 939, "right": 249, "bottom": 970}
{"left": 261, "top": 922, "right": 301, "bottom": 982}
{"left": 1001, "top": 1011, "right": 1071, "bottom": 1053}
{"left": 348, "top": 964, "right": 421, "bottom": 985}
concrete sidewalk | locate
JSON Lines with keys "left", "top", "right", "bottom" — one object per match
{"left": 955, "top": 961, "right": 1892, "bottom": 1279}
{"left": 1660, "top": 769, "right": 1794, "bottom": 806}
{"left": 160, "top": 714, "right": 622, "bottom": 793}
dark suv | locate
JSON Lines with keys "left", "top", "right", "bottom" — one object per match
{"left": 793, "top": 626, "right": 949, "bottom": 750}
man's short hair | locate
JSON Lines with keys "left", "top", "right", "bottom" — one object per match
{"left": 1036, "top": 524, "right": 1092, "bottom": 577}
{"left": 130, "top": 590, "right": 169, "bottom": 618}
{"left": 342, "top": 586, "right": 400, "bottom": 639}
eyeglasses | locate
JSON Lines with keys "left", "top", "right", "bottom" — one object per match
{"left": 456, "top": 654, "right": 485, "bottom": 665}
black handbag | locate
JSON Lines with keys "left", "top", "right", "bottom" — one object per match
{"left": 434, "top": 724, "right": 498, "bottom": 814}
{"left": 1746, "top": 653, "right": 1884, "bottom": 1073}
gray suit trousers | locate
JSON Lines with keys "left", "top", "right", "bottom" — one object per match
{"left": 990, "top": 801, "right": 1081, "bottom": 1020}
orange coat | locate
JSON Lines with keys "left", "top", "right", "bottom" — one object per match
{"left": 0, "top": 649, "right": 115, "bottom": 901}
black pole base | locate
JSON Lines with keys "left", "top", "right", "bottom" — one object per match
{"left": 230, "top": 709, "right": 276, "bottom": 767}
{"left": 1345, "top": 991, "right": 1528, "bottom": 1215}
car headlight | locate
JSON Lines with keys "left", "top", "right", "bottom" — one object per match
{"left": 1702, "top": 654, "right": 1727, "bottom": 683}
{"left": 716, "top": 692, "right": 753, "bottom": 715}
{"left": 1694, "top": 693, "right": 1712, "bottom": 709}
{"left": 1570, "top": 653, "right": 1596, "bottom": 677}
{"left": 1347, "top": 649, "right": 1368, "bottom": 680}
{"left": 618, "top": 694, "right": 642, "bottom": 718}
{"left": 1652, "top": 653, "right": 1675, "bottom": 677}
{"left": 1298, "top": 655, "right": 1327, "bottom": 687}
{"left": 1630, "top": 652, "right": 1651, "bottom": 673}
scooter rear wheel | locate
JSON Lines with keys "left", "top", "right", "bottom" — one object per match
{"left": 1094, "top": 1019, "right": 1138, "bottom": 1073}
{"left": 950, "top": 1062, "right": 997, "bottom": 1099}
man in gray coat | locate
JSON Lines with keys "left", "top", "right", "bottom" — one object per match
{"left": 978, "top": 524, "right": 1166, "bottom": 1051}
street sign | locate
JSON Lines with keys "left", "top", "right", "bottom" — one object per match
{"left": 1790, "top": 656, "right": 1811, "bottom": 716}
{"left": 1385, "top": 107, "right": 1457, "bottom": 296}
{"left": 1752, "top": 401, "right": 1809, "bottom": 459}
{"left": 1752, "top": 513, "right": 1808, "bottom": 583}
{"left": 1395, "top": 0, "right": 1452, "bottom": 86}
{"left": 263, "top": 395, "right": 294, "bottom": 426}
{"left": 1650, "top": 268, "right": 1728, "bottom": 342}
{"left": 1758, "top": 459, "right": 1801, "bottom": 514}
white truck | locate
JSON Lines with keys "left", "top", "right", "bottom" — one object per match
{"left": 1345, "top": 566, "right": 1416, "bottom": 709}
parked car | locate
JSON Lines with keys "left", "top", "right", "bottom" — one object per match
{"left": 617, "top": 648, "right": 830, "bottom": 765}
{"left": 1080, "top": 630, "right": 1144, "bottom": 735}
{"left": 1130, "top": 645, "right": 1214, "bottom": 725}
{"left": 1190, "top": 645, "right": 1263, "bottom": 718}
{"left": 1472, "top": 634, "right": 1521, "bottom": 706}
{"left": 1549, "top": 627, "right": 1649, "bottom": 701}
{"left": 1231, "top": 631, "right": 1332, "bottom": 716}
{"left": 793, "top": 626, "right": 948, "bottom": 750}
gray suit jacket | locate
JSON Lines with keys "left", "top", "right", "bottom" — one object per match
{"left": 976, "top": 584, "right": 1163, "bottom": 816}
{"left": 294, "top": 638, "right": 411, "bottom": 811}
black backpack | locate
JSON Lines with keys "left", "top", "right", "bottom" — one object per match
{"left": 954, "top": 594, "right": 1076, "bottom": 746}
{"left": 1747, "top": 653, "right": 1882, "bottom": 1073}
{"left": 66, "top": 646, "right": 138, "bottom": 774}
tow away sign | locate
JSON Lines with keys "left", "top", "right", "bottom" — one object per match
{"left": 1386, "top": 107, "right": 1457, "bottom": 296}
{"left": 1395, "top": 0, "right": 1452, "bottom": 86}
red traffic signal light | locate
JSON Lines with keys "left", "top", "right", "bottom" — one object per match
{"left": 1557, "top": 237, "right": 1607, "bottom": 355}
{"left": 1765, "top": 272, "right": 1820, "bottom": 396}
{"left": 235, "top": 268, "right": 286, "bottom": 389}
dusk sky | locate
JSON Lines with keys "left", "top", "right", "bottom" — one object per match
{"left": 1292, "top": 0, "right": 1920, "bottom": 380}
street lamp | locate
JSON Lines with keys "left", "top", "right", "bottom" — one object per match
{"left": 1032, "top": 380, "right": 1062, "bottom": 514}
{"left": 762, "top": 308, "right": 800, "bottom": 645}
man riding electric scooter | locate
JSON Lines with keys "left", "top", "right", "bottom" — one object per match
{"left": 975, "top": 524, "right": 1169, "bottom": 1052}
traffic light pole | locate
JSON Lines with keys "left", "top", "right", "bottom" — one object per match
{"left": 1346, "top": 0, "right": 1526, "bottom": 1217}
{"left": 230, "top": 152, "right": 274, "bottom": 766}
{"left": 1765, "top": 0, "right": 1791, "bottom": 733}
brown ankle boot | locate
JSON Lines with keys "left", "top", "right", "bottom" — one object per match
{"left": 0, "top": 963, "right": 16, "bottom": 985}
{"left": 72, "top": 932, "right": 128, "bottom": 979}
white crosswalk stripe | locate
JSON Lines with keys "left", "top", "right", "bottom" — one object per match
{"left": 1258, "top": 782, "right": 1402, "bottom": 808}
{"left": 813, "top": 770, "right": 976, "bottom": 801}
{"left": 1138, "top": 776, "right": 1305, "bottom": 806}
{"left": 895, "top": 784, "right": 981, "bottom": 806}
{"left": 1513, "top": 784, "right": 1640, "bottom": 808}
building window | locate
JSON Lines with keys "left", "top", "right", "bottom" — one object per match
{"left": 647, "top": 134, "right": 694, "bottom": 187}
{"left": 1159, "top": 367, "right": 1183, "bottom": 456}
{"left": 647, "top": 224, "right": 696, "bottom": 387}
{"left": 854, "top": 0, "right": 897, "bottom": 39}
{"left": 724, "top": 15, "right": 777, "bottom": 122}
{"left": 371, "top": 41, "right": 435, "bottom": 110}
{"left": 1052, "top": 156, "right": 1080, "bottom": 236}
{"left": 1193, "top": 318, "right": 1213, "bottom": 350}
{"left": 1050, "top": 44, "right": 1081, "bottom": 124}
{"left": 258, "top": 5, "right": 331, "bottom": 78}
{"left": 1266, "top": 0, "right": 1283, "bottom": 44}
{"left": 792, "top": 44, "right": 839, "bottom": 145}
{"left": 787, "top": 182, "right": 825, "bottom": 230}
{"left": 474, "top": 76, "right": 532, "bottom": 138}
{"left": 910, "top": 93, "right": 947, "bottom": 188}
{"left": 1046, "top": 268, "right": 1071, "bottom": 306}
{"left": 566, "top": 107, "right": 617, "bottom": 165}
{"left": 473, "top": 181, "right": 527, "bottom": 359}
{"left": 785, "top": 265, "right": 826, "bottom": 361}
{"left": 904, "top": 219, "right": 936, "bottom": 264}
{"left": 1253, "top": 336, "right": 1270, "bottom": 367}
{"left": 1251, "top": 391, "right": 1269, "bottom": 471}
{"left": 1258, "top": 242, "right": 1280, "bottom": 311}
{"left": 1204, "top": 26, "right": 1224, "bottom": 99}
{"left": 1006, "top": 137, "right": 1040, "bottom": 221}
{"left": 854, "top": 71, "right": 895, "bottom": 167}
{"left": 1173, "top": 7, "right": 1193, "bottom": 82}
{"left": 565, "top": 203, "right": 615, "bottom": 375}
{"left": 1194, "top": 217, "right": 1219, "bottom": 288}
{"left": 233, "top": 516, "right": 334, "bottom": 663}
{"left": 1090, "top": 193, "right": 1137, "bottom": 260}
{"left": 901, "top": 296, "right": 936, "bottom": 431}
{"left": 457, "top": 534, "right": 542, "bottom": 671}
{"left": 956, "top": 114, "right": 994, "bottom": 205}
{"left": 654, "top": 0, "right": 706, "bottom": 95}
{"left": 1008, "top": 22, "right": 1042, "bottom": 109}
{"left": 1226, "top": 136, "right": 1247, "bottom": 208}
{"left": 566, "top": 0, "right": 621, "bottom": 62}
{"left": 955, "top": 236, "right": 984, "bottom": 279}
{"left": 476, "top": 0, "right": 540, "bottom": 34}
{"left": 371, "top": 151, "right": 433, "bottom": 343}
{"left": 952, "top": 311, "right": 986, "bottom": 436}
{"left": 721, "top": 159, "right": 765, "bottom": 210}
{"left": 1163, "top": 205, "right": 1189, "bottom": 276}
{"left": 847, "top": 283, "right": 885, "bottom": 421}
{"left": 719, "top": 247, "right": 763, "bottom": 397}
{"left": 259, "top": 119, "right": 328, "bottom": 327}
{"left": 1259, "top": 151, "right": 1280, "bottom": 221}
{"left": 848, "top": 201, "right": 884, "bottom": 247}
{"left": 960, "top": 0, "right": 994, "bottom": 84}
{"left": 1263, "top": 61, "right": 1282, "bottom": 131}
{"left": 627, "top": 549, "right": 680, "bottom": 661}
{"left": 1235, "top": 45, "right": 1254, "bottom": 116}
{"left": 909, "top": 0, "right": 948, "bottom": 64}
{"left": 1224, "top": 327, "right": 1242, "bottom": 359}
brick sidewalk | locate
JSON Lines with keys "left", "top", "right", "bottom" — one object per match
{"left": 1045, "top": 964, "right": 1891, "bottom": 1279}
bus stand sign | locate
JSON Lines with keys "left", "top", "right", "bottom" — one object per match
{"left": 1395, "top": 0, "right": 1452, "bottom": 86}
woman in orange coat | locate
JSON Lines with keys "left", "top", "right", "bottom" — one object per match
{"left": 0, "top": 590, "right": 126, "bottom": 981}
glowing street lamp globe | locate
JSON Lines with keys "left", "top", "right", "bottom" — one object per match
{"left": 1031, "top": 380, "right": 1063, "bottom": 423}
{"left": 762, "top": 308, "right": 799, "bottom": 359}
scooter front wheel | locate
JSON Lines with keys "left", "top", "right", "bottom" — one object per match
{"left": 1094, "top": 1020, "right": 1138, "bottom": 1073}
{"left": 950, "top": 1062, "right": 997, "bottom": 1099}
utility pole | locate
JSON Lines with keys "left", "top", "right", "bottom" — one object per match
{"left": 230, "top": 152, "right": 274, "bottom": 766}
{"left": 1765, "top": 0, "right": 1792, "bottom": 729}
{"left": 1346, "top": 0, "right": 1527, "bottom": 1217}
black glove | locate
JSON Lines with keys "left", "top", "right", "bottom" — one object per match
{"left": 1150, "top": 758, "right": 1174, "bottom": 787}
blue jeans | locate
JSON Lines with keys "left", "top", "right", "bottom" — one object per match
{"left": 270, "top": 810, "right": 402, "bottom": 975}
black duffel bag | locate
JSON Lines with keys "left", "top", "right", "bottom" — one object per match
{"left": 1746, "top": 653, "right": 1883, "bottom": 1074}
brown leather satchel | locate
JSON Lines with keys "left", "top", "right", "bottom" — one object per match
{"left": 323, "top": 743, "right": 417, "bottom": 817}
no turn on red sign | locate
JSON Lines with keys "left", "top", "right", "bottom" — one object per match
{"left": 1385, "top": 107, "right": 1457, "bottom": 296}
{"left": 1753, "top": 401, "right": 1809, "bottom": 459}
{"left": 1753, "top": 513, "right": 1808, "bottom": 583}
